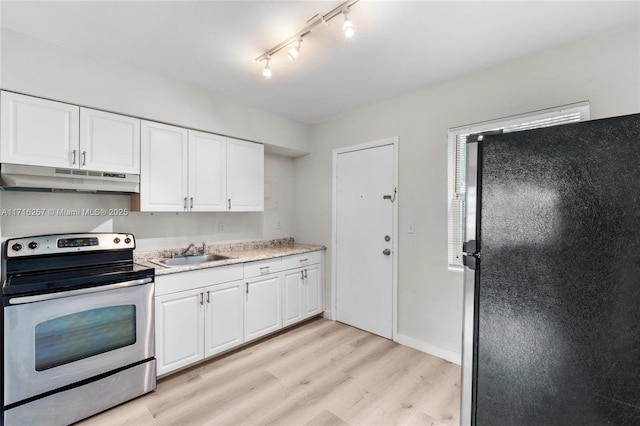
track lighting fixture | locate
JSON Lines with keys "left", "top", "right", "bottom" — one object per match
{"left": 287, "top": 38, "right": 302, "bottom": 62}
{"left": 262, "top": 56, "right": 272, "bottom": 79}
{"left": 342, "top": 10, "right": 355, "bottom": 38}
{"left": 255, "top": 0, "right": 359, "bottom": 78}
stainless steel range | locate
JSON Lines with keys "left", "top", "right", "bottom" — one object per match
{"left": 1, "top": 233, "right": 156, "bottom": 425}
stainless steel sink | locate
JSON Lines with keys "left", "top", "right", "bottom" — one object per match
{"left": 157, "top": 253, "right": 231, "bottom": 267}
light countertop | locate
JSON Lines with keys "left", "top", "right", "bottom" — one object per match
{"left": 134, "top": 238, "right": 325, "bottom": 276}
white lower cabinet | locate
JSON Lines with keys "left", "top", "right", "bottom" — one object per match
{"left": 155, "top": 265, "right": 244, "bottom": 376}
{"left": 283, "top": 269, "right": 303, "bottom": 326}
{"left": 155, "top": 251, "right": 323, "bottom": 376}
{"left": 302, "top": 264, "right": 322, "bottom": 317}
{"left": 282, "top": 252, "right": 323, "bottom": 327}
{"left": 204, "top": 281, "right": 244, "bottom": 357}
{"left": 243, "top": 259, "right": 282, "bottom": 342}
{"left": 155, "top": 288, "right": 204, "bottom": 375}
{"left": 244, "top": 274, "right": 282, "bottom": 341}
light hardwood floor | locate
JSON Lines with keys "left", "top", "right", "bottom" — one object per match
{"left": 80, "top": 318, "right": 461, "bottom": 426}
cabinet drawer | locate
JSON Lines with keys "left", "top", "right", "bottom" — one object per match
{"left": 281, "top": 251, "right": 322, "bottom": 271}
{"left": 156, "top": 264, "right": 243, "bottom": 296}
{"left": 243, "top": 258, "right": 282, "bottom": 278}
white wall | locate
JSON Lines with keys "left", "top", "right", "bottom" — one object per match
{"left": 295, "top": 24, "right": 640, "bottom": 362}
{"left": 0, "top": 29, "right": 310, "bottom": 156}
{"left": 0, "top": 29, "right": 302, "bottom": 250}
{"left": 0, "top": 153, "right": 295, "bottom": 250}
{"left": 2, "top": 19, "right": 639, "bottom": 363}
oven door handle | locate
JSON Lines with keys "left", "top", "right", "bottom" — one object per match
{"left": 8, "top": 277, "right": 154, "bottom": 305}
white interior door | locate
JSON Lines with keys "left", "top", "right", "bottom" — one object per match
{"left": 334, "top": 140, "right": 396, "bottom": 339}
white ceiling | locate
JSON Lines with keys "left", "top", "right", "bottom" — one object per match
{"left": 2, "top": 1, "right": 639, "bottom": 124}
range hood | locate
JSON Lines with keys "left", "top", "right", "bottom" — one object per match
{"left": 0, "top": 163, "right": 140, "bottom": 194}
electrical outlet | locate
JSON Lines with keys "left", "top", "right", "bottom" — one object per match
{"left": 218, "top": 222, "right": 225, "bottom": 233}
{"left": 408, "top": 221, "right": 415, "bottom": 234}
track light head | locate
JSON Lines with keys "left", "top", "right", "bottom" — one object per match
{"left": 342, "top": 10, "right": 355, "bottom": 38}
{"left": 255, "top": 0, "right": 359, "bottom": 77}
{"left": 262, "top": 56, "right": 272, "bottom": 78}
{"left": 287, "top": 38, "right": 302, "bottom": 62}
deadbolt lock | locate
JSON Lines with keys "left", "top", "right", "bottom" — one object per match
{"left": 384, "top": 235, "right": 391, "bottom": 242}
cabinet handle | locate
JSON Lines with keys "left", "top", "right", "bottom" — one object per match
{"left": 184, "top": 197, "right": 187, "bottom": 210}
{"left": 228, "top": 198, "right": 231, "bottom": 210}
{"left": 299, "top": 258, "right": 308, "bottom": 264}
{"left": 82, "top": 151, "right": 86, "bottom": 166}
{"left": 200, "top": 292, "right": 204, "bottom": 305}
{"left": 72, "top": 149, "right": 77, "bottom": 165}
{"left": 300, "top": 270, "right": 304, "bottom": 280}
{"left": 304, "top": 269, "right": 308, "bottom": 279}
{"left": 260, "top": 266, "right": 270, "bottom": 274}
{"left": 206, "top": 290, "right": 210, "bottom": 304}
{"left": 190, "top": 197, "right": 194, "bottom": 209}
{"left": 245, "top": 283, "right": 249, "bottom": 294}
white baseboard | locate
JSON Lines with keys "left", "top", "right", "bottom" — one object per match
{"left": 322, "top": 313, "right": 460, "bottom": 365}
{"left": 394, "top": 333, "right": 462, "bottom": 365}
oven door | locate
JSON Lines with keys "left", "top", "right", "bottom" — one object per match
{"left": 4, "top": 278, "right": 154, "bottom": 406}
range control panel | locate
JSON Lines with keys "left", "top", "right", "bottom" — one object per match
{"left": 5, "top": 233, "right": 135, "bottom": 258}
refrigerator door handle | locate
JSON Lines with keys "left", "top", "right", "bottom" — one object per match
{"left": 463, "top": 240, "right": 477, "bottom": 255}
{"left": 463, "top": 240, "right": 479, "bottom": 270}
{"left": 461, "top": 135, "right": 481, "bottom": 426}
{"left": 463, "top": 254, "right": 478, "bottom": 270}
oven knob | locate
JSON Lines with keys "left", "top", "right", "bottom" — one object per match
{"left": 124, "top": 237, "right": 132, "bottom": 244}
{"left": 28, "top": 241, "right": 39, "bottom": 250}
{"left": 11, "top": 243, "right": 22, "bottom": 252}
{"left": 113, "top": 237, "right": 121, "bottom": 244}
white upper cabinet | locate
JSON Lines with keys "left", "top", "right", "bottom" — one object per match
{"left": 227, "top": 137, "right": 264, "bottom": 212}
{"left": 188, "top": 130, "right": 227, "bottom": 212}
{"left": 80, "top": 108, "right": 140, "bottom": 174}
{"left": 140, "top": 120, "right": 188, "bottom": 211}
{"left": 0, "top": 92, "right": 141, "bottom": 174}
{"left": 1, "top": 92, "right": 79, "bottom": 168}
{"left": 138, "top": 126, "right": 264, "bottom": 213}
{"left": 1, "top": 92, "right": 265, "bottom": 209}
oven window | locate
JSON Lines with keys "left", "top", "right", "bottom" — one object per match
{"left": 34, "top": 305, "right": 137, "bottom": 371}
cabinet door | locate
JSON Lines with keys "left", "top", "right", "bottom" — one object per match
{"left": 0, "top": 91, "right": 79, "bottom": 168}
{"left": 204, "top": 281, "right": 244, "bottom": 357}
{"left": 227, "top": 138, "right": 264, "bottom": 212}
{"left": 155, "top": 289, "right": 204, "bottom": 376}
{"left": 140, "top": 121, "right": 188, "bottom": 211}
{"left": 188, "top": 130, "right": 227, "bottom": 211}
{"left": 303, "top": 264, "right": 322, "bottom": 318}
{"left": 283, "top": 269, "right": 303, "bottom": 327}
{"left": 80, "top": 108, "right": 140, "bottom": 174}
{"left": 244, "top": 274, "right": 282, "bottom": 341}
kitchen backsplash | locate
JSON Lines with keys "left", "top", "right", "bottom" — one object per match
{"left": 135, "top": 237, "right": 296, "bottom": 261}
{"left": 0, "top": 154, "right": 295, "bottom": 250}
{"left": 0, "top": 191, "right": 279, "bottom": 250}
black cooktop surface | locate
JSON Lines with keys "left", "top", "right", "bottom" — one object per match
{"left": 3, "top": 262, "right": 154, "bottom": 297}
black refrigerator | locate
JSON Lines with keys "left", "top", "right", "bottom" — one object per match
{"left": 461, "top": 113, "right": 640, "bottom": 425}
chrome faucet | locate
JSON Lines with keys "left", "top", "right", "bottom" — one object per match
{"left": 201, "top": 242, "right": 207, "bottom": 255}
{"left": 181, "top": 243, "right": 196, "bottom": 256}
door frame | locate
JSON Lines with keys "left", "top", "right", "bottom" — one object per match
{"left": 331, "top": 137, "right": 399, "bottom": 339}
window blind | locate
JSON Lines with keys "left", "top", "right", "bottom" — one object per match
{"left": 447, "top": 101, "right": 590, "bottom": 270}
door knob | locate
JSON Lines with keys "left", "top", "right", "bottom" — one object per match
{"left": 383, "top": 248, "right": 391, "bottom": 256}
